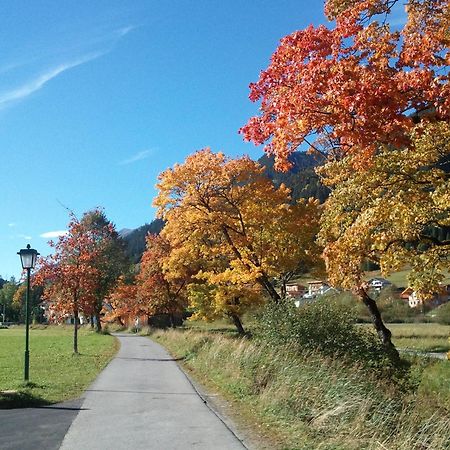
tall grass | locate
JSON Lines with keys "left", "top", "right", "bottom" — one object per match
{"left": 153, "top": 329, "right": 450, "bottom": 449}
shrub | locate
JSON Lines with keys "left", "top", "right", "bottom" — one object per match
{"left": 255, "top": 298, "right": 390, "bottom": 369}
{"left": 432, "top": 301, "right": 450, "bottom": 325}
{"left": 378, "top": 297, "right": 423, "bottom": 323}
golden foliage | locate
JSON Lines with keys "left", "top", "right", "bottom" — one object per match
{"left": 154, "top": 148, "right": 321, "bottom": 320}
{"left": 319, "top": 122, "right": 450, "bottom": 298}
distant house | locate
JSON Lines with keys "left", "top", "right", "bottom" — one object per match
{"left": 368, "top": 278, "right": 391, "bottom": 292}
{"left": 286, "top": 283, "right": 307, "bottom": 299}
{"left": 400, "top": 285, "right": 450, "bottom": 308}
{"left": 304, "top": 281, "right": 337, "bottom": 298}
{"left": 40, "top": 300, "right": 91, "bottom": 325}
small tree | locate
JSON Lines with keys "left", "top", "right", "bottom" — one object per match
{"left": 79, "top": 209, "right": 130, "bottom": 332}
{"left": 35, "top": 214, "right": 100, "bottom": 353}
{"left": 0, "top": 278, "right": 20, "bottom": 323}
{"left": 136, "top": 234, "right": 187, "bottom": 327}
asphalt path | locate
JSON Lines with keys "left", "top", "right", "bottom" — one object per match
{"left": 59, "top": 333, "right": 246, "bottom": 450}
{"left": 0, "top": 399, "right": 83, "bottom": 450}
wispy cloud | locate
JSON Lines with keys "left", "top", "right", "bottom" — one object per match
{"left": 8, "top": 222, "right": 16, "bottom": 228}
{"left": 17, "top": 234, "right": 32, "bottom": 240}
{"left": 119, "top": 149, "right": 153, "bottom": 165}
{"left": 0, "top": 52, "right": 105, "bottom": 109}
{"left": 116, "top": 25, "right": 137, "bottom": 38}
{"left": 40, "top": 230, "right": 68, "bottom": 238}
{"left": 0, "top": 24, "right": 136, "bottom": 110}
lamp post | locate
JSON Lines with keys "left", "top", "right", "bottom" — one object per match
{"left": 17, "top": 244, "right": 39, "bottom": 381}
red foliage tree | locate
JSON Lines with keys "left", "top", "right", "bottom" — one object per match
{"left": 136, "top": 234, "right": 187, "bottom": 327}
{"left": 35, "top": 214, "right": 101, "bottom": 353}
{"left": 240, "top": 0, "right": 449, "bottom": 170}
{"left": 106, "top": 234, "right": 188, "bottom": 328}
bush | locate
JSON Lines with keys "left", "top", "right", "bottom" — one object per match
{"left": 327, "top": 289, "right": 428, "bottom": 323}
{"left": 432, "top": 302, "right": 450, "bottom": 325}
{"left": 255, "top": 298, "right": 390, "bottom": 369}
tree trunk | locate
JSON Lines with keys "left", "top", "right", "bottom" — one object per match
{"left": 169, "top": 313, "right": 176, "bottom": 328}
{"left": 258, "top": 275, "right": 281, "bottom": 303}
{"left": 356, "top": 286, "right": 400, "bottom": 362}
{"left": 73, "top": 308, "right": 79, "bottom": 354}
{"left": 230, "top": 313, "right": 246, "bottom": 335}
{"left": 95, "top": 312, "right": 102, "bottom": 333}
{"left": 280, "top": 278, "right": 287, "bottom": 299}
{"left": 90, "top": 315, "right": 94, "bottom": 329}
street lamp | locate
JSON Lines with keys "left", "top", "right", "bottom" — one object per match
{"left": 17, "top": 244, "right": 39, "bottom": 381}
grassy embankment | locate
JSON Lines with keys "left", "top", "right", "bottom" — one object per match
{"left": 152, "top": 325, "right": 450, "bottom": 450}
{"left": 0, "top": 325, "right": 118, "bottom": 408}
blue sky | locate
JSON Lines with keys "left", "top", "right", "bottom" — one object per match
{"left": 1, "top": 1, "right": 407, "bottom": 279}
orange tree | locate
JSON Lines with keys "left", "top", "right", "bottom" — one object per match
{"left": 154, "top": 148, "right": 320, "bottom": 332}
{"left": 105, "top": 276, "right": 139, "bottom": 326}
{"left": 136, "top": 234, "right": 188, "bottom": 327}
{"left": 240, "top": 0, "right": 449, "bottom": 353}
{"left": 106, "top": 234, "right": 189, "bottom": 328}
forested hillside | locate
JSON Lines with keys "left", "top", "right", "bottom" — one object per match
{"left": 258, "top": 152, "right": 329, "bottom": 203}
{"left": 119, "top": 219, "right": 165, "bottom": 263}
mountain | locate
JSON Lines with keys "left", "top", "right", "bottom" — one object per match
{"left": 119, "top": 219, "right": 165, "bottom": 263}
{"left": 118, "top": 228, "right": 134, "bottom": 239}
{"left": 258, "top": 151, "right": 330, "bottom": 203}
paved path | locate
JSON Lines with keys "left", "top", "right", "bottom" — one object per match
{"left": 59, "top": 333, "right": 246, "bottom": 450}
{"left": 399, "top": 348, "right": 448, "bottom": 360}
{"left": 0, "top": 399, "right": 83, "bottom": 450}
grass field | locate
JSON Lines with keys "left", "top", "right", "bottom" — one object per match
{"left": 388, "top": 322, "right": 450, "bottom": 352}
{"left": 0, "top": 325, "right": 118, "bottom": 408}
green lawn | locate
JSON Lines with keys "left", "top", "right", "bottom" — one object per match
{"left": 387, "top": 322, "right": 450, "bottom": 353}
{"left": 365, "top": 268, "right": 450, "bottom": 288}
{"left": 0, "top": 325, "right": 118, "bottom": 408}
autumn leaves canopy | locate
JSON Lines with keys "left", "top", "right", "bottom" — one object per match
{"left": 241, "top": 0, "right": 450, "bottom": 296}
{"left": 240, "top": 0, "right": 450, "bottom": 171}
{"left": 36, "top": 0, "right": 449, "bottom": 345}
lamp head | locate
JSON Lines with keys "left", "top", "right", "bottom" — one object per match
{"left": 18, "top": 244, "right": 40, "bottom": 270}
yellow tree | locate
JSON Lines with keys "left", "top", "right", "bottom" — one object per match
{"left": 319, "top": 121, "right": 450, "bottom": 351}
{"left": 154, "top": 148, "right": 321, "bottom": 332}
